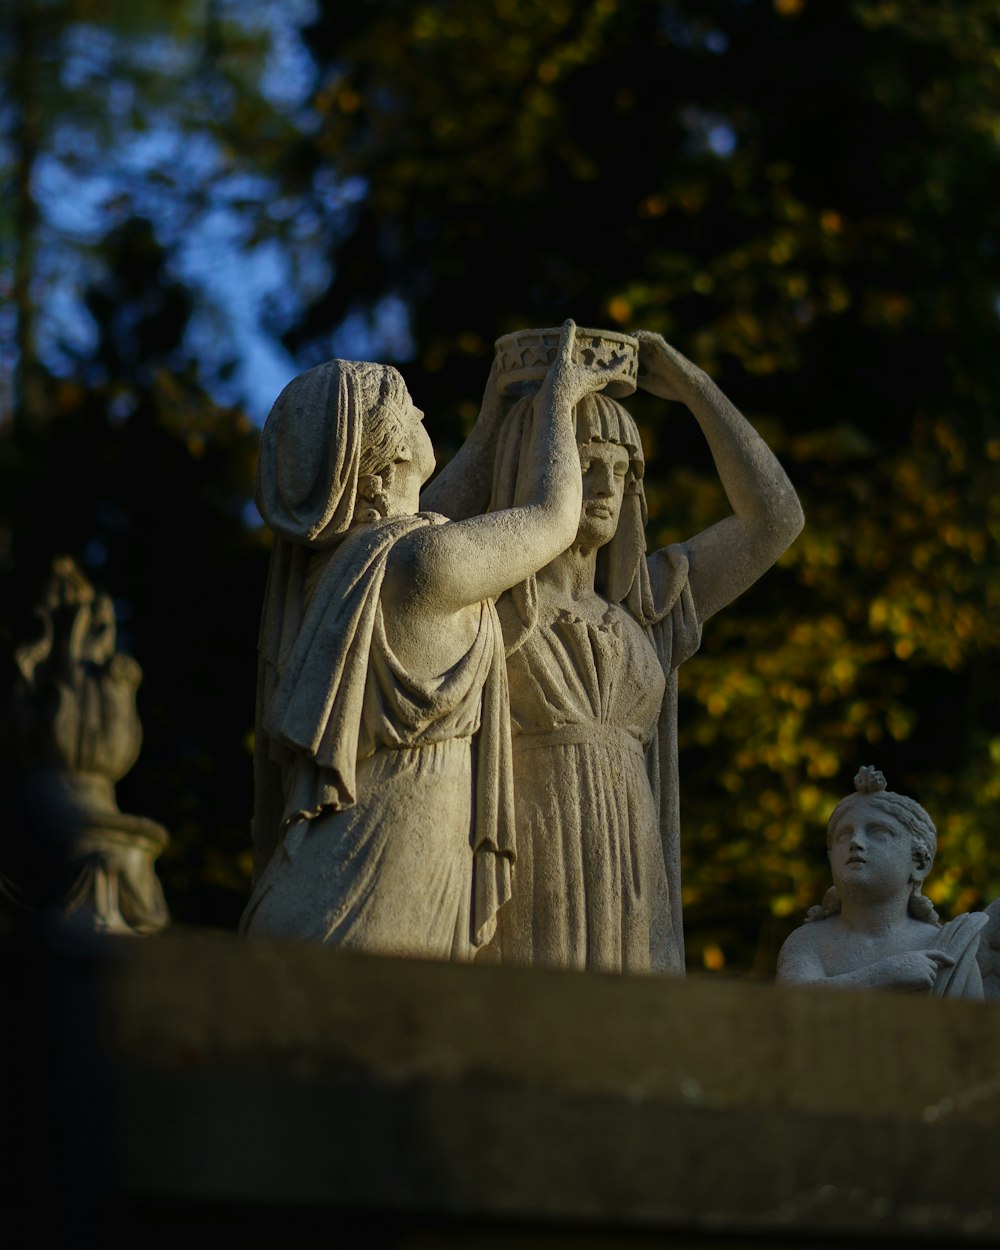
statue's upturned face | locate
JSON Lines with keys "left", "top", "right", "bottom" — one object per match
{"left": 827, "top": 798, "right": 918, "bottom": 901}
{"left": 383, "top": 396, "right": 435, "bottom": 515}
{"left": 576, "top": 439, "right": 629, "bottom": 549}
{"left": 405, "top": 398, "right": 436, "bottom": 486}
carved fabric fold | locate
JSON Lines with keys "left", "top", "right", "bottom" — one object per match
{"left": 485, "top": 591, "right": 695, "bottom": 974}
{"left": 255, "top": 360, "right": 362, "bottom": 547}
{"left": 248, "top": 514, "right": 515, "bottom": 953}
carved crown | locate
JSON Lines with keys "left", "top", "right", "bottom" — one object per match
{"left": 494, "top": 327, "right": 639, "bottom": 398}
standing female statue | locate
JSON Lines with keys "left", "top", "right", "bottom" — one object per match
{"left": 242, "top": 322, "right": 617, "bottom": 959}
{"left": 453, "top": 330, "right": 804, "bottom": 973}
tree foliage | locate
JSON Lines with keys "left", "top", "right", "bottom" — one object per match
{"left": 4, "top": 0, "right": 1000, "bottom": 968}
{"left": 1, "top": 0, "right": 312, "bottom": 418}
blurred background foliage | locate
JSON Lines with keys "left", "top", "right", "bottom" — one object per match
{"left": 2, "top": 0, "right": 1000, "bottom": 972}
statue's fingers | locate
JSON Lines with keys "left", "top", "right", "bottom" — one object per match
{"left": 556, "top": 318, "right": 577, "bottom": 366}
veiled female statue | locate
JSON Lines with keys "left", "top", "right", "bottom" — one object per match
{"left": 242, "top": 322, "right": 617, "bottom": 959}
{"left": 443, "top": 330, "right": 804, "bottom": 974}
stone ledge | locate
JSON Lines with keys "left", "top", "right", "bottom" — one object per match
{"left": 92, "top": 930, "right": 1000, "bottom": 1243}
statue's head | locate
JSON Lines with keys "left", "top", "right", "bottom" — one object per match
{"left": 346, "top": 361, "right": 433, "bottom": 522}
{"left": 489, "top": 386, "right": 652, "bottom": 622}
{"left": 573, "top": 391, "right": 646, "bottom": 552}
{"left": 811, "top": 766, "right": 939, "bottom": 924}
{"left": 257, "top": 358, "right": 433, "bottom": 546}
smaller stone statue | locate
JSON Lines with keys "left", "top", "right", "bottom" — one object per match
{"left": 777, "top": 766, "right": 999, "bottom": 999}
{"left": 1, "top": 556, "right": 170, "bottom": 934}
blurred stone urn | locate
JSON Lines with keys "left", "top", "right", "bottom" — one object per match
{"left": 3, "top": 556, "right": 170, "bottom": 934}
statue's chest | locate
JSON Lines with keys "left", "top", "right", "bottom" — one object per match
{"left": 508, "top": 599, "right": 665, "bottom": 733}
{"left": 818, "top": 922, "right": 932, "bottom": 977}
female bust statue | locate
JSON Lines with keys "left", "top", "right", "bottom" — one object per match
{"left": 777, "top": 766, "right": 988, "bottom": 998}
{"left": 242, "top": 322, "right": 616, "bottom": 959}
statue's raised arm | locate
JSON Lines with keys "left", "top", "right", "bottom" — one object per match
{"left": 635, "top": 331, "right": 804, "bottom": 624}
{"left": 417, "top": 354, "right": 510, "bottom": 521}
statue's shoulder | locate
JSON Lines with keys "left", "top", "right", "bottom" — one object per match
{"left": 777, "top": 915, "right": 832, "bottom": 969}
{"left": 780, "top": 918, "right": 825, "bottom": 955}
{"left": 905, "top": 915, "right": 946, "bottom": 949}
{"left": 776, "top": 915, "right": 834, "bottom": 984}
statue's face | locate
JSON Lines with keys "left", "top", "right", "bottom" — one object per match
{"left": 576, "top": 440, "right": 629, "bottom": 549}
{"left": 405, "top": 399, "right": 436, "bottom": 486}
{"left": 827, "top": 798, "right": 918, "bottom": 900}
{"left": 385, "top": 397, "right": 435, "bottom": 514}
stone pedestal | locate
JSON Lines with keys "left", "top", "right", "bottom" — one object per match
{"left": 67, "top": 810, "right": 170, "bottom": 934}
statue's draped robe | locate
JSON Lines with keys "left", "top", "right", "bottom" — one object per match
{"left": 483, "top": 395, "right": 701, "bottom": 974}
{"left": 488, "top": 546, "right": 700, "bottom": 973}
{"left": 245, "top": 359, "right": 515, "bottom": 959}
{"left": 244, "top": 515, "right": 515, "bottom": 958}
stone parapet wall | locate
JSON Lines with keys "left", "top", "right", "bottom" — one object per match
{"left": 83, "top": 931, "right": 1000, "bottom": 1244}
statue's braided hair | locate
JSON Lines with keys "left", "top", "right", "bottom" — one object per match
{"left": 351, "top": 363, "right": 410, "bottom": 522}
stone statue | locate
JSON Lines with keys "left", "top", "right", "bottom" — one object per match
{"left": 242, "top": 321, "right": 626, "bottom": 959}
{"left": 777, "top": 766, "right": 1000, "bottom": 999}
{"left": 437, "top": 327, "right": 804, "bottom": 974}
{"left": 1, "top": 556, "right": 170, "bottom": 935}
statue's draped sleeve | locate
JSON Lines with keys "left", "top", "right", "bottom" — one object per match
{"left": 641, "top": 545, "right": 702, "bottom": 965}
{"left": 931, "top": 910, "right": 989, "bottom": 1000}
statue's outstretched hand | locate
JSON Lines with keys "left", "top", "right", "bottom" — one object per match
{"left": 634, "top": 330, "right": 703, "bottom": 403}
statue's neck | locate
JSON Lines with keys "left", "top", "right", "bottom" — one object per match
{"left": 837, "top": 889, "right": 912, "bottom": 935}
{"left": 538, "top": 543, "right": 600, "bottom": 601}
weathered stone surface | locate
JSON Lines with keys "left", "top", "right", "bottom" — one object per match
{"left": 95, "top": 932, "right": 1000, "bottom": 1243}
{"left": 1, "top": 556, "right": 169, "bottom": 934}
{"left": 778, "top": 767, "right": 999, "bottom": 998}
{"left": 243, "top": 322, "right": 628, "bottom": 959}
{"left": 493, "top": 325, "right": 640, "bottom": 398}
{"left": 242, "top": 325, "right": 803, "bottom": 975}
{"left": 481, "top": 330, "right": 803, "bottom": 974}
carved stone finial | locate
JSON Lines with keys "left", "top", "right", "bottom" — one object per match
{"left": 2, "top": 557, "right": 170, "bottom": 935}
